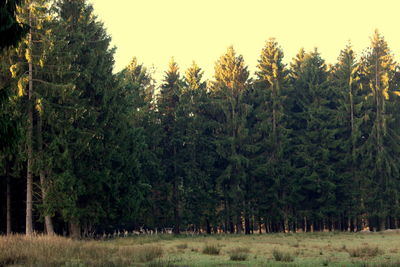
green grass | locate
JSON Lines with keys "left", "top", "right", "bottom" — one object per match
{"left": 2, "top": 231, "right": 400, "bottom": 266}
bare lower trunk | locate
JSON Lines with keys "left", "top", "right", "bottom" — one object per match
{"left": 206, "top": 219, "right": 211, "bottom": 234}
{"left": 6, "top": 176, "right": 11, "bottom": 235}
{"left": 38, "top": 114, "right": 54, "bottom": 235}
{"left": 40, "top": 171, "right": 54, "bottom": 235}
{"left": 172, "top": 145, "right": 180, "bottom": 234}
{"left": 284, "top": 216, "right": 289, "bottom": 233}
{"left": 236, "top": 214, "right": 242, "bottom": 234}
{"left": 379, "top": 218, "right": 386, "bottom": 231}
{"left": 69, "top": 221, "right": 81, "bottom": 239}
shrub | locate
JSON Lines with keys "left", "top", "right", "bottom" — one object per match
{"left": 347, "top": 245, "right": 383, "bottom": 258}
{"left": 272, "top": 248, "right": 295, "bottom": 262}
{"left": 202, "top": 244, "right": 220, "bottom": 255}
{"left": 229, "top": 247, "right": 249, "bottom": 261}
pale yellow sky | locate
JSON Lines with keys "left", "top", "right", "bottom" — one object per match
{"left": 89, "top": 0, "right": 400, "bottom": 82}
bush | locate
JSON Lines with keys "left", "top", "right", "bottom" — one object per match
{"left": 229, "top": 247, "right": 249, "bottom": 261}
{"left": 202, "top": 244, "right": 220, "bottom": 255}
{"left": 272, "top": 248, "right": 295, "bottom": 262}
{"left": 347, "top": 245, "right": 383, "bottom": 258}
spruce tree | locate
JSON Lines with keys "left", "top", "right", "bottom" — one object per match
{"left": 158, "top": 58, "right": 183, "bottom": 234}
{"left": 359, "top": 30, "right": 400, "bottom": 230}
{"left": 250, "top": 38, "right": 292, "bottom": 232}
{"left": 331, "top": 43, "right": 364, "bottom": 230}
{"left": 289, "top": 48, "right": 338, "bottom": 231}
{"left": 211, "top": 46, "right": 250, "bottom": 233}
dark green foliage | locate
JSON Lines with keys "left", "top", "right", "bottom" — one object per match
{"left": 249, "top": 38, "right": 293, "bottom": 232}
{"left": 0, "top": 0, "right": 28, "bottom": 49}
{"left": 2, "top": 5, "right": 400, "bottom": 237}
{"left": 288, "top": 48, "right": 339, "bottom": 231}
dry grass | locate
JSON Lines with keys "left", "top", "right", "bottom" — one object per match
{"left": 228, "top": 247, "right": 250, "bottom": 261}
{"left": 272, "top": 248, "right": 295, "bottom": 262}
{"left": 202, "top": 243, "right": 221, "bottom": 255}
{"left": 2, "top": 231, "right": 400, "bottom": 266}
{"left": 0, "top": 234, "right": 162, "bottom": 267}
{"left": 176, "top": 243, "right": 188, "bottom": 250}
{"left": 347, "top": 244, "right": 383, "bottom": 258}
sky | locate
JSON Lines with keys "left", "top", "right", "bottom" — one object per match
{"left": 88, "top": 0, "right": 400, "bottom": 82}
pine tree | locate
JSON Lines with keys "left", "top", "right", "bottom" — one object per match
{"left": 158, "top": 58, "right": 183, "bottom": 234}
{"left": 112, "top": 58, "right": 160, "bottom": 230}
{"left": 359, "top": 30, "right": 400, "bottom": 230}
{"left": 331, "top": 43, "right": 364, "bottom": 231}
{"left": 289, "top": 48, "right": 338, "bottom": 231}
{"left": 10, "top": 0, "right": 53, "bottom": 236}
{"left": 250, "top": 38, "right": 292, "bottom": 232}
{"left": 179, "top": 62, "right": 218, "bottom": 233}
{"left": 211, "top": 46, "right": 251, "bottom": 233}
{"left": 42, "top": 0, "right": 117, "bottom": 238}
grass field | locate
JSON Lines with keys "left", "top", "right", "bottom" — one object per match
{"left": 2, "top": 231, "right": 400, "bottom": 266}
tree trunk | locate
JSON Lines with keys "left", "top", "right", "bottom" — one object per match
{"left": 37, "top": 113, "right": 55, "bottom": 235}
{"left": 172, "top": 145, "right": 180, "bottom": 234}
{"left": 284, "top": 216, "right": 289, "bottom": 233}
{"left": 6, "top": 176, "right": 11, "bottom": 235}
{"left": 41, "top": 171, "right": 55, "bottom": 235}
{"left": 26, "top": 6, "right": 34, "bottom": 236}
{"left": 206, "top": 219, "right": 211, "bottom": 234}
{"left": 244, "top": 215, "right": 250, "bottom": 235}
{"left": 69, "top": 221, "right": 81, "bottom": 239}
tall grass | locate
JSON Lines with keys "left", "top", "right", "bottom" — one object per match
{"left": 346, "top": 245, "right": 383, "bottom": 258}
{"left": 229, "top": 247, "right": 250, "bottom": 261}
{"left": 0, "top": 234, "right": 162, "bottom": 267}
{"left": 272, "top": 248, "right": 295, "bottom": 262}
{"left": 202, "top": 243, "right": 221, "bottom": 255}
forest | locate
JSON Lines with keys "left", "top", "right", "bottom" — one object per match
{"left": 2, "top": 0, "right": 400, "bottom": 238}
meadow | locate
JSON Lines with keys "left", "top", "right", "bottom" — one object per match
{"left": 2, "top": 231, "right": 400, "bottom": 266}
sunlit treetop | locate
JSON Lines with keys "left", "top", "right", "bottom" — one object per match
{"left": 184, "top": 61, "right": 204, "bottom": 90}
{"left": 256, "top": 38, "right": 288, "bottom": 86}
{"left": 212, "top": 46, "right": 249, "bottom": 94}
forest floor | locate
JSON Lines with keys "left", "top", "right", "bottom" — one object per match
{"left": 2, "top": 231, "right": 400, "bottom": 266}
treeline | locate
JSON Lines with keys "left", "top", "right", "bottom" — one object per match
{"left": 2, "top": 0, "right": 400, "bottom": 237}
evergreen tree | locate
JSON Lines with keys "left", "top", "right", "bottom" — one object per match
{"left": 44, "top": 0, "right": 117, "bottom": 237}
{"left": 250, "top": 38, "right": 292, "bottom": 232}
{"left": 158, "top": 58, "right": 183, "bottom": 234}
{"left": 10, "top": 0, "right": 54, "bottom": 236}
{"left": 331, "top": 43, "right": 364, "bottom": 230}
{"left": 180, "top": 62, "right": 218, "bottom": 233}
{"left": 211, "top": 46, "right": 251, "bottom": 233}
{"left": 359, "top": 30, "right": 400, "bottom": 230}
{"left": 289, "top": 48, "right": 338, "bottom": 231}
{"left": 113, "top": 57, "right": 160, "bottom": 230}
